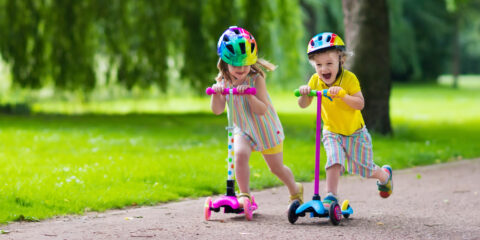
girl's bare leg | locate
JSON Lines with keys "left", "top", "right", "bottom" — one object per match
{"left": 234, "top": 135, "right": 253, "bottom": 197}
{"left": 263, "top": 152, "right": 298, "bottom": 195}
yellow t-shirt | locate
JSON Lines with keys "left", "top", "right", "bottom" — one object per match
{"left": 307, "top": 69, "right": 365, "bottom": 135}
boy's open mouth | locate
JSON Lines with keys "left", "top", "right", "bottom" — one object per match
{"left": 322, "top": 73, "right": 332, "bottom": 80}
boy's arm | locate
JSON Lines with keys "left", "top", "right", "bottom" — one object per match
{"left": 332, "top": 72, "right": 364, "bottom": 110}
{"left": 298, "top": 84, "right": 313, "bottom": 108}
{"left": 340, "top": 91, "right": 364, "bottom": 110}
{"left": 298, "top": 95, "right": 313, "bottom": 108}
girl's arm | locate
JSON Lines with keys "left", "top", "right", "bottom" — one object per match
{"left": 210, "top": 83, "right": 226, "bottom": 115}
{"left": 243, "top": 75, "right": 268, "bottom": 115}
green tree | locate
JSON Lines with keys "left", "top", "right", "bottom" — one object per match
{"left": 445, "top": 0, "right": 480, "bottom": 88}
{"left": 0, "top": 0, "right": 49, "bottom": 89}
{"left": 389, "top": 0, "right": 453, "bottom": 82}
{"left": 47, "top": 0, "right": 97, "bottom": 90}
{"left": 0, "top": 0, "right": 305, "bottom": 92}
{"left": 300, "top": 0, "right": 344, "bottom": 38}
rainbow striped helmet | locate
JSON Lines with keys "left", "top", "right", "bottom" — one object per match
{"left": 307, "top": 32, "right": 345, "bottom": 55}
{"left": 217, "top": 26, "right": 257, "bottom": 66}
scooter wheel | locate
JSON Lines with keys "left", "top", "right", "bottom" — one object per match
{"left": 329, "top": 202, "right": 342, "bottom": 225}
{"left": 204, "top": 197, "right": 212, "bottom": 221}
{"left": 244, "top": 198, "right": 253, "bottom": 221}
{"left": 288, "top": 200, "right": 300, "bottom": 224}
{"left": 341, "top": 200, "right": 350, "bottom": 219}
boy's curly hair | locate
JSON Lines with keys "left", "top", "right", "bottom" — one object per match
{"left": 308, "top": 48, "right": 352, "bottom": 67}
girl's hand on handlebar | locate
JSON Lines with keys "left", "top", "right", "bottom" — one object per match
{"left": 328, "top": 86, "right": 346, "bottom": 98}
{"left": 299, "top": 85, "right": 311, "bottom": 96}
{"left": 212, "top": 83, "right": 224, "bottom": 95}
{"left": 237, "top": 84, "right": 250, "bottom": 94}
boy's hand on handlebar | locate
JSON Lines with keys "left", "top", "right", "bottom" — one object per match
{"left": 212, "top": 83, "right": 224, "bottom": 95}
{"left": 328, "top": 87, "right": 346, "bottom": 98}
{"left": 299, "top": 85, "right": 311, "bottom": 96}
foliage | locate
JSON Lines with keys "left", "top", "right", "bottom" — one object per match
{"left": 300, "top": 0, "right": 343, "bottom": 37}
{"left": 389, "top": 0, "right": 453, "bottom": 81}
{"left": 0, "top": 0, "right": 305, "bottom": 93}
{"left": 454, "top": 0, "right": 480, "bottom": 74}
{"left": 0, "top": 1, "right": 479, "bottom": 92}
{"left": 0, "top": 81, "right": 479, "bottom": 223}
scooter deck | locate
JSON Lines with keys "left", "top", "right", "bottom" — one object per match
{"left": 211, "top": 195, "right": 258, "bottom": 214}
{"left": 295, "top": 199, "right": 353, "bottom": 218}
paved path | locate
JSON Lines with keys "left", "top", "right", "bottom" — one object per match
{"left": 1, "top": 159, "right": 480, "bottom": 240}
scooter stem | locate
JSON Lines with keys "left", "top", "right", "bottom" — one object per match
{"left": 314, "top": 91, "right": 322, "bottom": 196}
{"left": 226, "top": 88, "right": 235, "bottom": 196}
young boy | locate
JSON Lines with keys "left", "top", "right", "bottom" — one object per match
{"left": 297, "top": 32, "right": 393, "bottom": 208}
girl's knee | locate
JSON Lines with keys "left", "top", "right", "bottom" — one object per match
{"left": 235, "top": 151, "right": 250, "bottom": 163}
{"left": 268, "top": 165, "right": 284, "bottom": 176}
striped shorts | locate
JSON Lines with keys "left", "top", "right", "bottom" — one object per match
{"left": 322, "top": 127, "right": 378, "bottom": 177}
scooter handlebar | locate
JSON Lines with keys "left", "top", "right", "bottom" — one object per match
{"left": 294, "top": 89, "right": 346, "bottom": 101}
{"left": 206, "top": 87, "right": 257, "bottom": 95}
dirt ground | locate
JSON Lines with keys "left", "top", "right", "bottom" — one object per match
{"left": 1, "top": 158, "right": 480, "bottom": 240}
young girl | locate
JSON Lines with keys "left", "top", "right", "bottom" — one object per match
{"left": 210, "top": 26, "right": 303, "bottom": 207}
{"left": 297, "top": 32, "right": 393, "bottom": 208}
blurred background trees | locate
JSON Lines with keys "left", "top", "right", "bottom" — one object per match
{"left": 0, "top": 0, "right": 479, "bottom": 133}
{"left": 0, "top": 0, "right": 306, "bottom": 93}
{"left": 1, "top": 0, "right": 479, "bottom": 92}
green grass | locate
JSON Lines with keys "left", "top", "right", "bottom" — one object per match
{"left": 438, "top": 74, "right": 480, "bottom": 88}
{"left": 0, "top": 77, "right": 479, "bottom": 224}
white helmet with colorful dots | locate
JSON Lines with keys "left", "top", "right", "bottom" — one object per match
{"left": 307, "top": 32, "right": 345, "bottom": 55}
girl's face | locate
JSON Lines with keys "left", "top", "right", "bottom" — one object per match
{"left": 227, "top": 64, "right": 251, "bottom": 83}
{"left": 310, "top": 50, "right": 341, "bottom": 86}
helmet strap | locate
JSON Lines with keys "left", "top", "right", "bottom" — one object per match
{"left": 336, "top": 54, "right": 344, "bottom": 86}
{"left": 336, "top": 55, "right": 343, "bottom": 80}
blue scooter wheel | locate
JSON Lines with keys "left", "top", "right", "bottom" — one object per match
{"left": 288, "top": 200, "right": 301, "bottom": 224}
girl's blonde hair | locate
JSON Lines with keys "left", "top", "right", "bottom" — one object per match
{"left": 215, "top": 58, "right": 277, "bottom": 83}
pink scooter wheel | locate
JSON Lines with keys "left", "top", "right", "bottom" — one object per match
{"left": 204, "top": 197, "right": 212, "bottom": 221}
{"left": 243, "top": 198, "right": 253, "bottom": 221}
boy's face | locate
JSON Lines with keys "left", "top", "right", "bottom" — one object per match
{"left": 310, "top": 50, "right": 341, "bottom": 86}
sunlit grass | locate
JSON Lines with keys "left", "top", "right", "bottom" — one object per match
{"left": 29, "top": 88, "right": 312, "bottom": 114}
{"left": 0, "top": 76, "right": 479, "bottom": 224}
{"left": 437, "top": 74, "right": 480, "bottom": 88}
{"left": 391, "top": 82, "right": 480, "bottom": 124}
{"left": 31, "top": 97, "right": 211, "bottom": 114}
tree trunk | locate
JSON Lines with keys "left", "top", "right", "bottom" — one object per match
{"left": 342, "top": 0, "right": 392, "bottom": 134}
{"left": 452, "top": 12, "right": 460, "bottom": 89}
{"left": 299, "top": 0, "right": 317, "bottom": 38}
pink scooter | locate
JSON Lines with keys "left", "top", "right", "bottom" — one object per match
{"left": 204, "top": 87, "right": 258, "bottom": 221}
